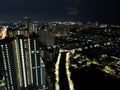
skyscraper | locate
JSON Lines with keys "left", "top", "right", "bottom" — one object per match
{"left": 28, "top": 34, "right": 46, "bottom": 89}
{"left": 0, "top": 38, "right": 18, "bottom": 90}
{"left": 24, "top": 16, "right": 32, "bottom": 33}
{"left": 0, "top": 34, "right": 46, "bottom": 90}
{"left": 13, "top": 35, "right": 28, "bottom": 89}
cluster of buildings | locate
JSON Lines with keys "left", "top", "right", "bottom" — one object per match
{"left": 65, "top": 25, "right": 120, "bottom": 79}
{"left": 0, "top": 18, "right": 120, "bottom": 89}
{"left": 0, "top": 18, "right": 46, "bottom": 90}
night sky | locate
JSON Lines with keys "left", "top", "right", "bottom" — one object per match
{"left": 0, "top": 0, "right": 120, "bottom": 24}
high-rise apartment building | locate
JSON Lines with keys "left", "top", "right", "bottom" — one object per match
{"left": 0, "top": 34, "right": 46, "bottom": 90}
{"left": 0, "top": 38, "right": 19, "bottom": 90}
{"left": 24, "top": 17, "right": 32, "bottom": 32}
{"left": 28, "top": 34, "right": 46, "bottom": 89}
{"left": 38, "top": 29, "right": 55, "bottom": 46}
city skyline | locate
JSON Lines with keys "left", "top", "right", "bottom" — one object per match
{"left": 0, "top": 12, "right": 120, "bottom": 90}
{"left": 0, "top": 0, "right": 120, "bottom": 25}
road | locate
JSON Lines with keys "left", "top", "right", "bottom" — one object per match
{"left": 55, "top": 49, "right": 75, "bottom": 90}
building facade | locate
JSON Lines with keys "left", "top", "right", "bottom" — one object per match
{"left": 0, "top": 34, "right": 46, "bottom": 90}
{"left": 0, "top": 38, "right": 18, "bottom": 90}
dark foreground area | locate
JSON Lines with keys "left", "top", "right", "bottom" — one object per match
{"left": 71, "top": 65, "right": 120, "bottom": 90}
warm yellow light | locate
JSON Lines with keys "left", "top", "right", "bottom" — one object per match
{"left": 0, "top": 27, "right": 7, "bottom": 39}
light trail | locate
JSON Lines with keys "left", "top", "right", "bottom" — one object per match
{"left": 66, "top": 52, "right": 75, "bottom": 90}
{"left": 55, "top": 49, "right": 75, "bottom": 90}
{"left": 55, "top": 51, "right": 61, "bottom": 90}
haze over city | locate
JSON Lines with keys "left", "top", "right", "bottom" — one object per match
{"left": 0, "top": 0, "right": 120, "bottom": 25}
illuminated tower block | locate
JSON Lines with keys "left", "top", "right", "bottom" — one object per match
{"left": 0, "top": 34, "right": 46, "bottom": 90}
{"left": 28, "top": 34, "right": 46, "bottom": 89}
{"left": 0, "top": 38, "right": 18, "bottom": 90}
{"left": 13, "top": 35, "right": 28, "bottom": 89}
